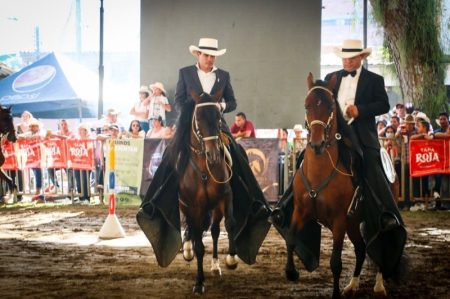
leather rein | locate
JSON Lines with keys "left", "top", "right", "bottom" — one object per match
{"left": 189, "top": 102, "right": 232, "bottom": 184}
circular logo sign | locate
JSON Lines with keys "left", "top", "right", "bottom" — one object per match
{"left": 12, "top": 65, "right": 56, "bottom": 93}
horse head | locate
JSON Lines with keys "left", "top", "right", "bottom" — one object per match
{"left": 305, "top": 73, "right": 337, "bottom": 155}
{"left": 0, "top": 106, "right": 17, "bottom": 143}
{"left": 191, "top": 91, "right": 224, "bottom": 165}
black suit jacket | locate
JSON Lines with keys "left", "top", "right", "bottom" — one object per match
{"left": 174, "top": 65, "right": 237, "bottom": 114}
{"left": 325, "top": 67, "right": 390, "bottom": 149}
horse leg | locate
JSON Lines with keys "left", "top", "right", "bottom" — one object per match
{"left": 342, "top": 220, "right": 366, "bottom": 297}
{"left": 330, "top": 224, "right": 345, "bottom": 299}
{"left": 373, "top": 271, "right": 387, "bottom": 297}
{"left": 210, "top": 211, "right": 222, "bottom": 277}
{"left": 224, "top": 199, "right": 238, "bottom": 270}
{"left": 192, "top": 228, "right": 206, "bottom": 294}
{"left": 285, "top": 239, "right": 299, "bottom": 281}
{"left": 0, "top": 170, "right": 16, "bottom": 202}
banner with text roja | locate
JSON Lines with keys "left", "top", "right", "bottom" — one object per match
{"left": 66, "top": 139, "right": 95, "bottom": 170}
{"left": 42, "top": 138, "right": 67, "bottom": 169}
{"left": 1, "top": 141, "right": 18, "bottom": 170}
{"left": 409, "top": 139, "right": 449, "bottom": 177}
{"left": 17, "top": 138, "right": 42, "bottom": 169}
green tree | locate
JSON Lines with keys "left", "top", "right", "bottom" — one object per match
{"left": 370, "top": 0, "right": 448, "bottom": 118}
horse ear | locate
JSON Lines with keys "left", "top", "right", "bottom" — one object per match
{"left": 190, "top": 89, "right": 201, "bottom": 103}
{"left": 307, "top": 72, "right": 314, "bottom": 90}
{"left": 327, "top": 74, "right": 337, "bottom": 90}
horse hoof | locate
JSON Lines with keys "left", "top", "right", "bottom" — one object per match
{"left": 225, "top": 254, "right": 238, "bottom": 270}
{"left": 183, "top": 249, "right": 194, "bottom": 262}
{"left": 211, "top": 268, "right": 222, "bottom": 277}
{"left": 192, "top": 284, "right": 205, "bottom": 294}
{"left": 285, "top": 268, "right": 299, "bottom": 281}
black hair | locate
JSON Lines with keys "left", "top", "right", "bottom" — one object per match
{"left": 236, "top": 112, "right": 247, "bottom": 120}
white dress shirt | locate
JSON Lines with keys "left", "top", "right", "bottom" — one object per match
{"left": 196, "top": 63, "right": 217, "bottom": 94}
{"left": 337, "top": 66, "right": 362, "bottom": 120}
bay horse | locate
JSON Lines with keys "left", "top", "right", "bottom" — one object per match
{"left": 0, "top": 106, "right": 17, "bottom": 202}
{"left": 179, "top": 91, "right": 238, "bottom": 294}
{"left": 284, "top": 74, "right": 389, "bottom": 298}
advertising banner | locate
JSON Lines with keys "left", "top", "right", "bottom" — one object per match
{"left": 237, "top": 138, "right": 280, "bottom": 202}
{"left": 105, "top": 139, "right": 145, "bottom": 205}
{"left": 42, "top": 138, "right": 67, "bottom": 169}
{"left": 409, "top": 139, "right": 450, "bottom": 177}
{"left": 1, "top": 141, "right": 18, "bottom": 170}
{"left": 17, "top": 138, "right": 42, "bottom": 169}
{"left": 66, "top": 139, "right": 95, "bottom": 170}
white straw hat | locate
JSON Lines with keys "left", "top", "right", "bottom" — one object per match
{"left": 333, "top": 39, "right": 372, "bottom": 59}
{"left": 189, "top": 38, "right": 226, "bottom": 57}
{"left": 149, "top": 82, "right": 167, "bottom": 95}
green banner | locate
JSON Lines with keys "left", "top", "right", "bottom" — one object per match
{"left": 105, "top": 139, "right": 144, "bottom": 205}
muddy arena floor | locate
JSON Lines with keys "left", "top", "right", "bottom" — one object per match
{"left": 0, "top": 203, "right": 449, "bottom": 299}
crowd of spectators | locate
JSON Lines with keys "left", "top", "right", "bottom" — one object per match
{"left": 3, "top": 95, "right": 449, "bottom": 210}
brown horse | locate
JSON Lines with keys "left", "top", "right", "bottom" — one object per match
{"left": 0, "top": 106, "right": 17, "bottom": 202}
{"left": 179, "top": 92, "right": 238, "bottom": 294}
{"left": 284, "top": 74, "right": 389, "bottom": 298}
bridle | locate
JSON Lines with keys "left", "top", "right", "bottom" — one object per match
{"left": 303, "top": 85, "right": 352, "bottom": 177}
{"left": 304, "top": 86, "right": 336, "bottom": 147}
{"left": 190, "top": 102, "right": 232, "bottom": 184}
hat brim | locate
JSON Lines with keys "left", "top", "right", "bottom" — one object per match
{"left": 149, "top": 84, "right": 166, "bottom": 95}
{"left": 333, "top": 48, "right": 372, "bottom": 59}
{"left": 189, "top": 45, "right": 226, "bottom": 57}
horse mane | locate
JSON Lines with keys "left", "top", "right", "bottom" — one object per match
{"left": 166, "top": 100, "right": 195, "bottom": 175}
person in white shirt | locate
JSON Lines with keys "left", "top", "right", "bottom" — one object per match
{"left": 130, "top": 86, "right": 151, "bottom": 133}
{"left": 148, "top": 82, "right": 171, "bottom": 128}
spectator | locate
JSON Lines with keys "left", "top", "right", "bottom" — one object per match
{"left": 396, "top": 114, "right": 417, "bottom": 209}
{"left": 10, "top": 111, "right": 33, "bottom": 201}
{"left": 109, "top": 124, "right": 122, "bottom": 139}
{"left": 106, "top": 108, "right": 126, "bottom": 132}
{"left": 46, "top": 119, "right": 76, "bottom": 194}
{"left": 431, "top": 112, "right": 450, "bottom": 209}
{"left": 390, "top": 115, "right": 400, "bottom": 132}
{"left": 125, "top": 120, "right": 145, "bottom": 139}
{"left": 230, "top": 112, "right": 255, "bottom": 138}
{"left": 383, "top": 125, "right": 400, "bottom": 161}
{"left": 16, "top": 111, "right": 33, "bottom": 134}
{"left": 278, "top": 128, "right": 289, "bottom": 153}
{"left": 130, "top": 86, "right": 151, "bottom": 133}
{"left": 74, "top": 123, "right": 92, "bottom": 204}
{"left": 377, "top": 119, "right": 387, "bottom": 137}
{"left": 395, "top": 103, "right": 406, "bottom": 120}
{"left": 292, "top": 124, "right": 305, "bottom": 154}
{"left": 17, "top": 118, "right": 45, "bottom": 200}
{"left": 146, "top": 116, "right": 167, "bottom": 139}
{"left": 148, "top": 82, "right": 171, "bottom": 128}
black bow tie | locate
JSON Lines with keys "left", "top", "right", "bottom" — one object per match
{"left": 342, "top": 70, "right": 357, "bottom": 77}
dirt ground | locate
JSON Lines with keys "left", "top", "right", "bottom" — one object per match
{"left": 0, "top": 203, "right": 449, "bottom": 299}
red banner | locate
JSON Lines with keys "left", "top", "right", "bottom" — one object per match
{"left": 409, "top": 139, "right": 450, "bottom": 177}
{"left": 17, "top": 138, "right": 42, "bottom": 169}
{"left": 1, "top": 141, "right": 18, "bottom": 170}
{"left": 66, "top": 139, "right": 95, "bottom": 170}
{"left": 42, "top": 138, "right": 68, "bottom": 169}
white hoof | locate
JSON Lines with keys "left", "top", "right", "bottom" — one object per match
{"left": 373, "top": 272, "right": 387, "bottom": 296}
{"left": 343, "top": 276, "right": 360, "bottom": 296}
{"left": 183, "top": 241, "right": 194, "bottom": 261}
{"left": 225, "top": 254, "right": 238, "bottom": 269}
{"left": 210, "top": 258, "right": 222, "bottom": 276}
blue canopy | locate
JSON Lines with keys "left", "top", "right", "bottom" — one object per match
{"left": 0, "top": 53, "right": 96, "bottom": 119}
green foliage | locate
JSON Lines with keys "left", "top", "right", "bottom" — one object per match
{"left": 371, "top": 0, "right": 448, "bottom": 118}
